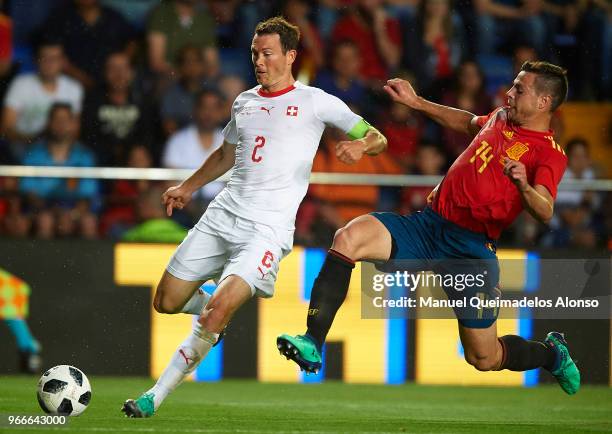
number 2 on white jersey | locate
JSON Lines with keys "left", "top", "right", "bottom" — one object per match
{"left": 251, "top": 136, "right": 266, "bottom": 163}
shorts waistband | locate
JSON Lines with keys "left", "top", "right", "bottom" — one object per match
{"left": 423, "top": 207, "right": 494, "bottom": 244}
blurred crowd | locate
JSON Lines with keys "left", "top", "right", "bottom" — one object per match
{"left": 0, "top": 0, "right": 610, "bottom": 249}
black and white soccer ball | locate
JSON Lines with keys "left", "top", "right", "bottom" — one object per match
{"left": 36, "top": 365, "right": 92, "bottom": 416}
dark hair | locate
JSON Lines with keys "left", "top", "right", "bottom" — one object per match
{"left": 418, "top": 142, "right": 444, "bottom": 155}
{"left": 520, "top": 61, "right": 568, "bottom": 112}
{"left": 565, "top": 137, "right": 589, "bottom": 156}
{"left": 255, "top": 16, "right": 300, "bottom": 53}
{"left": 47, "top": 102, "right": 73, "bottom": 120}
{"left": 195, "top": 88, "right": 224, "bottom": 107}
{"left": 332, "top": 39, "right": 358, "bottom": 55}
{"left": 175, "top": 44, "right": 203, "bottom": 66}
{"left": 454, "top": 59, "right": 485, "bottom": 95}
{"left": 35, "top": 37, "right": 63, "bottom": 55}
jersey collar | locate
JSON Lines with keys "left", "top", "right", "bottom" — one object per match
{"left": 257, "top": 83, "right": 297, "bottom": 98}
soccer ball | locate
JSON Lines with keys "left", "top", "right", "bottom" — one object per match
{"left": 36, "top": 365, "right": 92, "bottom": 416}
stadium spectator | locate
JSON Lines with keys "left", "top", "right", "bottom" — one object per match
{"left": 162, "top": 89, "right": 226, "bottom": 214}
{"left": 208, "top": 0, "right": 268, "bottom": 50}
{"left": 102, "top": 0, "right": 160, "bottom": 31}
{"left": 473, "top": 0, "right": 553, "bottom": 58}
{"left": 81, "top": 52, "right": 158, "bottom": 167}
{"left": 577, "top": 0, "right": 611, "bottom": 99}
{"left": 147, "top": 0, "right": 217, "bottom": 76}
{"left": 593, "top": 0, "right": 611, "bottom": 99}
{"left": 403, "top": 0, "right": 465, "bottom": 96}
{"left": 556, "top": 138, "right": 600, "bottom": 210}
{"left": 39, "top": 0, "right": 137, "bottom": 88}
{"left": 281, "top": 0, "right": 324, "bottom": 83}
{"left": 0, "top": 177, "right": 30, "bottom": 237}
{"left": 331, "top": 0, "right": 402, "bottom": 85}
{"left": 99, "top": 144, "right": 155, "bottom": 238}
{"left": 121, "top": 187, "right": 188, "bottom": 243}
{"left": 0, "top": 5, "right": 17, "bottom": 104}
{"left": 542, "top": 138, "right": 601, "bottom": 248}
{"left": 217, "top": 74, "right": 248, "bottom": 123}
{"left": 441, "top": 60, "right": 492, "bottom": 157}
{"left": 400, "top": 143, "right": 446, "bottom": 214}
{"left": 380, "top": 100, "right": 424, "bottom": 170}
{"left": 542, "top": 202, "right": 598, "bottom": 248}
{"left": 160, "top": 45, "right": 215, "bottom": 137}
{"left": 1, "top": 40, "right": 83, "bottom": 158}
{"left": 313, "top": 39, "right": 367, "bottom": 112}
{"left": 386, "top": 0, "right": 420, "bottom": 20}
{"left": 20, "top": 103, "right": 99, "bottom": 239}
{"left": 313, "top": 0, "right": 342, "bottom": 42}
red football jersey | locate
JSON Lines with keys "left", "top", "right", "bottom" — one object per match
{"left": 432, "top": 107, "right": 567, "bottom": 239}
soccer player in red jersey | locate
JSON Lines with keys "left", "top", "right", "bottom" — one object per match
{"left": 278, "top": 61, "right": 580, "bottom": 394}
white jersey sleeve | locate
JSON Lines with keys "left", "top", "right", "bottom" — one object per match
{"left": 222, "top": 98, "right": 240, "bottom": 145}
{"left": 312, "top": 89, "right": 362, "bottom": 134}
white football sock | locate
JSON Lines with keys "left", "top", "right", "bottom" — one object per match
{"left": 147, "top": 322, "right": 218, "bottom": 410}
{"left": 180, "top": 288, "right": 211, "bottom": 315}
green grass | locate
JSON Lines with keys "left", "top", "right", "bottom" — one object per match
{"left": 1, "top": 376, "right": 611, "bottom": 433}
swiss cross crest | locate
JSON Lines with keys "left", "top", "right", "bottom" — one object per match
{"left": 286, "top": 106, "right": 299, "bottom": 116}
{"left": 505, "top": 141, "right": 529, "bottom": 161}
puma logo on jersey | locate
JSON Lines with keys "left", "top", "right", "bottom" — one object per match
{"left": 260, "top": 106, "right": 274, "bottom": 115}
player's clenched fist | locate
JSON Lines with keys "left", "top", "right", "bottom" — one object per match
{"left": 383, "top": 78, "right": 421, "bottom": 109}
{"left": 503, "top": 157, "right": 528, "bottom": 191}
{"left": 162, "top": 185, "right": 193, "bottom": 216}
{"left": 336, "top": 140, "right": 366, "bottom": 165}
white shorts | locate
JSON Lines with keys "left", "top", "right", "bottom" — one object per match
{"left": 166, "top": 207, "right": 294, "bottom": 298}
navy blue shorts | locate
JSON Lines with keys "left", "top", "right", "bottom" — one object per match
{"left": 371, "top": 207, "right": 500, "bottom": 328}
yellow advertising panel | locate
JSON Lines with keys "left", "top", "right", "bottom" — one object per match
{"left": 114, "top": 243, "right": 193, "bottom": 379}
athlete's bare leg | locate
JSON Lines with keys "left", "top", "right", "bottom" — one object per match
{"left": 153, "top": 271, "right": 205, "bottom": 314}
{"left": 329, "top": 214, "right": 393, "bottom": 261}
{"left": 198, "top": 274, "right": 252, "bottom": 333}
{"left": 459, "top": 322, "right": 504, "bottom": 371}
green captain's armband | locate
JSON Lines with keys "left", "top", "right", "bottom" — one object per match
{"left": 346, "top": 119, "right": 372, "bottom": 140}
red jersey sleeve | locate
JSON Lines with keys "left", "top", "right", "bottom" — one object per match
{"left": 475, "top": 107, "right": 501, "bottom": 128}
{"left": 533, "top": 146, "right": 567, "bottom": 199}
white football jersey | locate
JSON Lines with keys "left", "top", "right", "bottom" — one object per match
{"left": 206, "top": 81, "right": 362, "bottom": 230}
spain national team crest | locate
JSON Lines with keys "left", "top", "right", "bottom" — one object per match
{"left": 503, "top": 130, "right": 514, "bottom": 140}
{"left": 505, "top": 141, "right": 529, "bottom": 161}
{"left": 286, "top": 106, "right": 299, "bottom": 116}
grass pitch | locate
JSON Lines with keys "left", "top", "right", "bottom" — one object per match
{"left": 0, "top": 376, "right": 611, "bottom": 433}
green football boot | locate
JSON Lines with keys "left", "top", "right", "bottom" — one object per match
{"left": 121, "top": 392, "right": 155, "bottom": 418}
{"left": 545, "top": 332, "right": 580, "bottom": 395}
{"left": 277, "top": 334, "right": 322, "bottom": 374}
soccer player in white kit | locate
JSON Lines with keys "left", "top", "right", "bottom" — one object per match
{"left": 122, "top": 17, "right": 388, "bottom": 418}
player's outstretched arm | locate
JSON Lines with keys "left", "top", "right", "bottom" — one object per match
{"left": 383, "top": 78, "right": 481, "bottom": 137}
{"left": 335, "top": 121, "right": 388, "bottom": 165}
{"left": 162, "top": 141, "right": 236, "bottom": 216}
